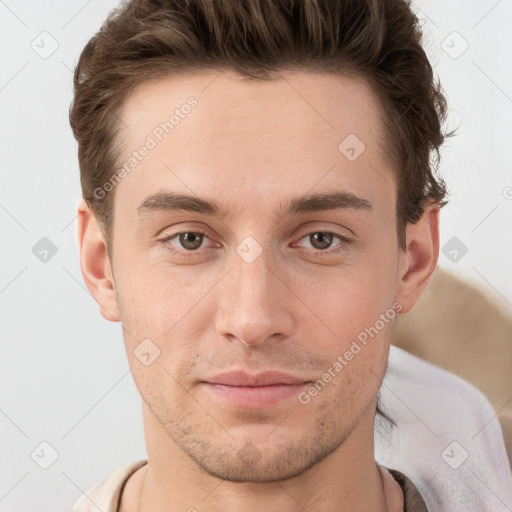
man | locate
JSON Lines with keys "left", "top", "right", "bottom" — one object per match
{"left": 69, "top": 0, "right": 512, "bottom": 510}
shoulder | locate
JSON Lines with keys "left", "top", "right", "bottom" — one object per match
{"left": 376, "top": 345, "right": 512, "bottom": 511}
{"left": 72, "top": 459, "right": 148, "bottom": 512}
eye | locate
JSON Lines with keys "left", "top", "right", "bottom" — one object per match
{"left": 160, "top": 231, "right": 215, "bottom": 258}
{"left": 295, "top": 231, "right": 352, "bottom": 254}
{"left": 159, "top": 228, "right": 352, "bottom": 259}
{"left": 170, "top": 232, "right": 206, "bottom": 250}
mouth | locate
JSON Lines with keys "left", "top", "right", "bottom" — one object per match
{"left": 201, "top": 370, "right": 311, "bottom": 408}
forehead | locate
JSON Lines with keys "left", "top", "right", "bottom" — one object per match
{"left": 119, "top": 70, "right": 386, "bottom": 144}
{"left": 114, "top": 70, "right": 395, "bottom": 219}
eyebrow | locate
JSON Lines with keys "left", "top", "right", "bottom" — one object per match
{"left": 137, "top": 190, "right": 373, "bottom": 220}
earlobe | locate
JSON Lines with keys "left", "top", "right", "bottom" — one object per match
{"left": 395, "top": 201, "right": 440, "bottom": 314}
{"left": 76, "top": 198, "right": 121, "bottom": 323}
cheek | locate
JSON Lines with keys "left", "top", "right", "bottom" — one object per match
{"left": 289, "top": 260, "right": 397, "bottom": 396}
{"left": 114, "top": 254, "right": 204, "bottom": 330}
{"left": 294, "top": 263, "right": 397, "bottom": 340}
{"left": 297, "top": 342, "right": 386, "bottom": 433}
{"left": 115, "top": 269, "right": 209, "bottom": 377}
{"left": 130, "top": 358, "right": 191, "bottom": 421}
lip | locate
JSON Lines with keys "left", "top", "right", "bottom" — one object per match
{"left": 201, "top": 371, "right": 310, "bottom": 408}
{"left": 205, "top": 370, "right": 308, "bottom": 387}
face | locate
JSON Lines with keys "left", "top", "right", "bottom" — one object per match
{"left": 104, "top": 71, "right": 409, "bottom": 482}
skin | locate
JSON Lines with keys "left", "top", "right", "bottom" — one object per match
{"left": 77, "top": 70, "right": 439, "bottom": 512}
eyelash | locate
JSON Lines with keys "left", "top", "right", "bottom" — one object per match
{"left": 159, "top": 229, "right": 352, "bottom": 259}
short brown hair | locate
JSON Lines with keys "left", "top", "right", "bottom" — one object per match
{"left": 69, "top": 0, "right": 450, "bottom": 253}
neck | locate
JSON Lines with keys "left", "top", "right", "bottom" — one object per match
{"left": 122, "top": 403, "right": 392, "bottom": 512}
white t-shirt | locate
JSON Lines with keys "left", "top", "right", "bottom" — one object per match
{"left": 375, "top": 345, "right": 512, "bottom": 511}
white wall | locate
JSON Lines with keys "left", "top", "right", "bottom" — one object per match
{"left": 0, "top": 1, "right": 510, "bottom": 510}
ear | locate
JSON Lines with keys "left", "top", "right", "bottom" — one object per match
{"left": 395, "top": 200, "right": 440, "bottom": 314}
{"left": 76, "top": 198, "right": 120, "bottom": 322}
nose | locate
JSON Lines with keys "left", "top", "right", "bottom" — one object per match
{"left": 215, "top": 244, "right": 294, "bottom": 347}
